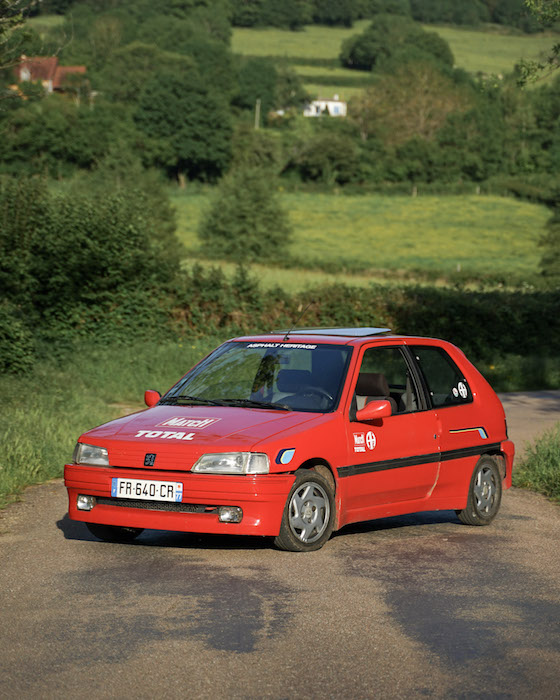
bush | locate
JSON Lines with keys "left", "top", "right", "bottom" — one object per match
{"left": 0, "top": 302, "right": 35, "bottom": 375}
{"left": 513, "top": 425, "right": 560, "bottom": 502}
{"left": 197, "top": 167, "right": 292, "bottom": 261}
{"left": 0, "top": 175, "right": 183, "bottom": 348}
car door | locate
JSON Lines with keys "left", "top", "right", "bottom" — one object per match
{"left": 341, "top": 345, "right": 440, "bottom": 519}
{"left": 410, "top": 344, "right": 488, "bottom": 498}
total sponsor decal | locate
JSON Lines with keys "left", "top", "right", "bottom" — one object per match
{"left": 134, "top": 430, "right": 196, "bottom": 441}
{"left": 353, "top": 431, "right": 377, "bottom": 453}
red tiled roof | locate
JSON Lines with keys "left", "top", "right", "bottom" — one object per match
{"left": 15, "top": 56, "right": 87, "bottom": 88}
{"left": 54, "top": 65, "right": 87, "bottom": 89}
{"left": 18, "top": 56, "right": 58, "bottom": 82}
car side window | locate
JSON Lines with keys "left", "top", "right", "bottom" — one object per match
{"left": 355, "top": 347, "right": 420, "bottom": 414}
{"left": 412, "top": 346, "right": 472, "bottom": 408}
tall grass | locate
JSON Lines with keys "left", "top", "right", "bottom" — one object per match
{"left": 513, "top": 425, "right": 560, "bottom": 502}
{"left": 0, "top": 339, "right": 219, "bottom": 508}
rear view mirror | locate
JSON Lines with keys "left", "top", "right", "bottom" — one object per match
{"left": 144, "top": 390, "right": 161, "bottom": 408}
{"left": 355, "top": 400, "right": 392, "bottom": 422}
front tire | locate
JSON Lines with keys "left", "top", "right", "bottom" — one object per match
{"left": 457, "top": 456, "right": 502, "bottom": 526}
{"left": 274, "top": 469, "right": 335, "bottom": 552}
{"left": 86, "top": 522, "right": 144, "bottom": 543}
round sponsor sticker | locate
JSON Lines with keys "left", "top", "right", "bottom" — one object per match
{"left": 458, "top": 382, "right": 468, "bottom": 399}
{"left": 366, "top": 431, "right": 376, "bottom": 450}
{"left": 452, "top": 387, "right": 459, "bottom": 398}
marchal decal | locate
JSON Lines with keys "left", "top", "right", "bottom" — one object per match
{"left": 156, "top": 416, "right": 220, "bottom": 430}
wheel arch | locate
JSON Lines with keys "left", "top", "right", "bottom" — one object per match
{"left": 482, "top": 449, "right": 506, "bottom": 479}
{"left": 294, "top": 459, "right": 339, "bottom": 529}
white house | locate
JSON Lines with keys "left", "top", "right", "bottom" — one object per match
{"left": 303, "top": 94, "right": 347, "bottom": 118}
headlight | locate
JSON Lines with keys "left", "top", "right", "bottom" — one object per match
{"left": 192, "top": 452, "right": 269, "bottom": 475}
{"left": 73, "top": 443, "right": 109, "bottom": 467}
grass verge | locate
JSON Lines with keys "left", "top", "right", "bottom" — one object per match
{"left": 0, "top": 338, "right": 220, "bottom": 509}
{"left": 513, "top": 425, "right": 560, "bottom": 502}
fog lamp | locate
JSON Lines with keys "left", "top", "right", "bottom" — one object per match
{"left": 77, "top": 494, "right": 96, "bottom": 511}
{"left": 218, "top": 506, "right": 243, "bottom": 523}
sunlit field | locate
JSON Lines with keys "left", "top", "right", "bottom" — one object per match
{"left": 170, "top": 190, "right": 547, "bottom": 283}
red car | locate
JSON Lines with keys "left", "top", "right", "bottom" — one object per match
{"left": 65, "top": 328, "right": 514, "bottom": 551}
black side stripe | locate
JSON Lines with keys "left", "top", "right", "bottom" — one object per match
{"left": 337, "top": 442, "right": 502, "bottom": 478}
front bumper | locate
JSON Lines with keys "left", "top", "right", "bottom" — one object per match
{"left": 64, "top": 464, "right": 295, "bottom": 537}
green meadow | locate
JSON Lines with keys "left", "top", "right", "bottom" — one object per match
{"left": 232, "top": 21, "right": 558, "bottom": 97}
{"left": 171, "top": 191, "right": 547, "bottom": 284}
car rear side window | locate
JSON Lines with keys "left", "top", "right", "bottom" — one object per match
{"left": 412, "top": 346, "right": 472, "bottom": 408}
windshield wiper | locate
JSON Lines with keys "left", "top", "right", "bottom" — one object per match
{"left": 216, "top": 398, "right": 291, "bottom": 411}
{"left": 159, "top": 395, "right": 224, "bottom": 406}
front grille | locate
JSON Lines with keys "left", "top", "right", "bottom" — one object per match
{"left": 96, "top": 497, "right": 218, "bottom": 514}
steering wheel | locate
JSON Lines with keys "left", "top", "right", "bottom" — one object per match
{"left": 299, "top": 386, "right": 334, "bottom": 403}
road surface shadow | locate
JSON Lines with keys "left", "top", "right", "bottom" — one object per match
{"left": 56, "top": 512, "right": 273, "bottom": 550}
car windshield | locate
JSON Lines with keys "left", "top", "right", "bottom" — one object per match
{"left": 163, "top": 341, "right": 353, "bottom": 413}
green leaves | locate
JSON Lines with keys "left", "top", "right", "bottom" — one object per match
{"left": 198, "top": 167, "right": 292, "bottom": 260}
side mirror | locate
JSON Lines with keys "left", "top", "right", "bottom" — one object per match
{"left": 144, "top": 390, "right": 161, "bottom": 408}
{"left": 355, "top": 399, "right": 392, "bottom": 422}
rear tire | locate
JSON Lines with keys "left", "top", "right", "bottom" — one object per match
{"left": 86, "top": 522, "right": 143, "bottom": 542}
{"left": 274, "top": 469, "right": 335, "bottom": 552}
{"left": 457, "top": 456, "right": 502, "bottom": 526}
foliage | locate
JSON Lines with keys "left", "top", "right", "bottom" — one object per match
{"left": 230, "top": 0, "right": 313, "bottom": 29}
{"left": 517, "top": 0, "right": 560, "bottom": 83}
{"left": 513, "top": 424, "right": 560, "bottom": 501}
{"left": 349, "top": 61, "right": 472, "bottom": 147}
{"left": 339, "top": 15, "right": 454, "bottom": 71}
{"left": 134, "top": 71, "right": 232, "bottom": 181}
{"left": 539, "top": 203, "right": 560, "bottom": 280}
{"left": 0, "top": 175, "right": 183, "bottom": 369}
{"left": 0, "top": 96, "right": 139, "bottom": 177}
{"left": 0, "top": 0, "right": 24, "bottom": 68}
{"left": 198, "top": 167, "right": 292, "bottom": 260}
{"left": 99, "top": 42, "right": 196, "bottom": 105}
{"left": 233, "top": 57, "right": 278, "bottom": 117}
{"left": 0, "top": 301, "right": 35, "bottom": 374}
{"left": 409, "top": 0, "right": 490, "bottom": 25}
{"left": 288, "top": 128, "right": 361, "bottom": 184}
{"left": 312, "top": 0, "right": 356, "bottom": 26}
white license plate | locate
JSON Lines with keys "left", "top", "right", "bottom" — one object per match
{"left": 111, "top": 478, "right": 183, "bottom": 502}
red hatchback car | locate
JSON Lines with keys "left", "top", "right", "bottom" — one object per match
{"left": 65, "top": 328, "right": 515, "bottom": 551}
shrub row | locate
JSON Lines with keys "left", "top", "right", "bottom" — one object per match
{"left": 174, "top": 265, "right": 560, "bottom": 361}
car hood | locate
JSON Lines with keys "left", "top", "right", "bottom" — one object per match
{"left": 79, "top": 405, "right": 320, "bottom": 471}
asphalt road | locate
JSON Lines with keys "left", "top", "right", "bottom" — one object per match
{"left": 1, "top": 393, "right": 559, "bottom": 700}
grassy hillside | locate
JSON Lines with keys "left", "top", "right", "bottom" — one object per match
{"left": 232, "top": 22, "right": 558, "bottom": 98}
{"left": 171, "top": 190, "right": 547, "bottom": 284}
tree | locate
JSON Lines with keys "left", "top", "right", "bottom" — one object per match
{"left": 0, "top": 175, "right": 182, "bottom": 339}
{"left": 233, "top": 57, "right": 278, "bottom": 117}
{"left": 312, "top": 0, "right": 355, "bottom": 26}
{"left": 348, "top": 61, "right": 472, "bottom": 146}
{"left": 340, "top": 14, "right": 454, "bottom": 71}
{"left": 198, "top": 167, "right": 292, "bottom": 260}
{"left": 518, "top": 0, "right": 560, "bottom": 84}
{"left": 99, "top": 42, "right": 195, "bottom": 104}
{"left": 0, "top": 0, "right": 23, "bottom": 65}
{"left": 290, "top": 128, "right": 361, "bottom": 184}
{"left": 134, "top": 71, "right": 232, "bottom": 181}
